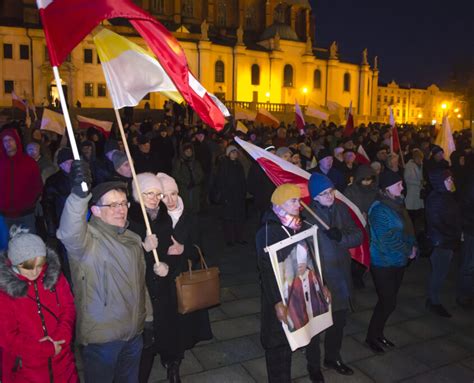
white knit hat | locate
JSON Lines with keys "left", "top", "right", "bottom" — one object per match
{"left": 132, "top": 173, "right": 163, "bottom": 202}
{"left": 8, "top": 226, "right": 46, "bottom": 266}
{"left": 156, "top": 173, "right": 179, "bottom": 194}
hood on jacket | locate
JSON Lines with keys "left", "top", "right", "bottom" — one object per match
{"left": 353, "top": 164, "right": 376, "bottom": 184}
{"left": 0, "top": 248, "right": 61, "bottom": 298}
{"left": 428, "top": 169, "right": 452, "bottom": 193}
{"left": 0, "top": 128, "right": 23, "bottom": 160}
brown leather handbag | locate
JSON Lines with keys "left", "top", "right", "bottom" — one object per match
{"left": 175, "top": 245, "right": 220, "bottom": 314}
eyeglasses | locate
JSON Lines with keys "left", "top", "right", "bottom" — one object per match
{"left": 143, "top": 192, "right": 163, "bottom": 200}
{"left": 317, "top": 189, "right": 335, "bottom": 198}
{"left": 162, "top": 191, "right": 178, "bottom": 198}
{"left": 96, "top": 201, "right": 130, "bottom": 209}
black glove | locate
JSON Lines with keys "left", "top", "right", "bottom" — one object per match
{"left": 324, "top": 227, "right": 342, "bottom": 242}
{"left": 70, "top": 160, "right": 92, "bottom": 198}
{"left": 142, "top": 321, "right": 155, "bottom": 349}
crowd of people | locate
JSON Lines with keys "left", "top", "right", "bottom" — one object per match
{"left": 0, "top": 112, "right": 473, "bottom": 382}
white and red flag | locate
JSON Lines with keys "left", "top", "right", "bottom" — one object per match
{"left": 343, "top": 101, "right": 354, "bottom": 137}
{"left": 256, "top": 108, "right": 280, "bottom": 128}
{"left": 356, "top": 145, "right": 370, "bottom": 165}
{"left": 235, "top": 136, "right": 370, "bottom": 268}
{"left": 36, "top": 0, "right": 227, "bottom": 131}
{"left": 389, "top": 107, "right": 401, "bottom": 153}
{"left": 295, "top": 99, "right": 306, "bottom": 135}
{"left": 435, "top": 115, "right": 456, "bottom": 163}
{"left": 77, "top": 115, "right": 113, "bottom": 138}
{"left": 11, "top": 91, "right": 27, "bottom": 112}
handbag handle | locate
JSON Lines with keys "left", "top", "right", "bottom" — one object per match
{"left": 187, "top": 244, "right": 209, "bottom": 277}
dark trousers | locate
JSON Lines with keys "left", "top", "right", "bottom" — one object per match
{"left": 367, "top": 266, "right": 405, "bottom": 340}
{"left": 428, "top": 247, "right": 453, "bottom": 304}
{"left": 458, "top": 234, "right": 474, "bottom": 299}
{"left": 81, "top": 334, "right": 143, "bottom": 383}
{"left": 265, "top": 309, "right": 347, "bottom": 382}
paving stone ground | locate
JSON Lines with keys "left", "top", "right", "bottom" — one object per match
{"left": 78, "top": 205, "right": 474, "bottom": 382}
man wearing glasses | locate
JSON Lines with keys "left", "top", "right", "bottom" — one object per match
{"left": 304, "top": 172, "right": 363, "bottom": 378}
{"left": 57, "top": 160, "right": 163, "bottom": 382}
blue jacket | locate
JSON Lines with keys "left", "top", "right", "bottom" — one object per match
{"left": 368, "top": 200, "right": 415, "bottom": 267}
{"left": 0, "top": 215, "right": 7, "bottom": 251}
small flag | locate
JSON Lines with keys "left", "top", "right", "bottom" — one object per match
{"left": 356, "top": 145, "right": 370, "bottom": 164}
{"left": 234, "top": 105, "right": 257, "bottom": 121}
{"left": 236, "top": 121, "right": 248, "bottom": 134}
{"left": 295, "top": 99, "right": 306, "bottom": 135}
{"left": 255, "top": 108, "right": 279, "bottom": 128}
{"left": 435, "top": 115, "right": 456, "bottom": 163}
{"left": 77, "top": 115, "right": 113, "bottom": 137}
{"left": 305, "top": 104, "right": 329, "bottom": 121}
{"left": 11, "top": 91, "right": 27, "bottom": 112}
{"left": 343, "top": 101, "right": 354, "bottom": 137}
{"left": 235, "top": 136, "right": 370, "bottom": 268}
{"left": 41, "top": 108, "right": 66, "bottom": 135}
{"left": 389, "top": 107, "right": 400, "bottom": 153}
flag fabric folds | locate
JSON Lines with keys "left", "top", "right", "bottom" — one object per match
{"left": 11, "top": 91, "right": 27, "bottom": 112}
{"left": 435, "top": 115, "right": 456, "bottom": 163}
{"left": 235, "top": 137, "right": 370, "bottom": 268}
{"left": 305, "top": 104, "right": 329, "bottom": 121}
{"left": 343, "top": 101, "right": 354, "bottom": 137}
{"left": 36, "top": 0, "right": 227, "bottom": 131}
{"left": 41, "top": 108, "right": 66, "bottom": 135}
{"left": 256, "top": 108, "right": 280, "bottom": 128}
{"left": 356, "top": 145, "right": 370, "bottom": 165}
{"left": 295, "top": 100, "right": 306, "bottom": 135}
{"left": 77, "top": 115, "right": 113, "bottom": 137}
{"left": 93, "top": 28, "right": 183, "bottom": 108}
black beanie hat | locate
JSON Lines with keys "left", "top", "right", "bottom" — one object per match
{"left": 57, "top": 147, "right": 73, "bottom": 165}
{"left": 379, "top": 170, "right": 402, "bottom": 190}
{"left": 317, "top": 148, "right": 332, "bottom": 161}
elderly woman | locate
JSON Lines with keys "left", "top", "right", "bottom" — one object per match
{"left": 0, "top": 227, "right": 78, "bottom": 382}
{"left": 256, "top": 183, "right": 331, "bottom": 383}
{"left": 365, "top": 171, "right": 416, "bottom": 353}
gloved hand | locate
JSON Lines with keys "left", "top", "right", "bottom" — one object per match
{"left": 324, "top": 227, "right": 342, "bottom": 242}
{"left": 142, "top": 321, "right": 155, "bottom": 349}
{"left": 142, "top": 234, "right": 158, "bottom": 252}
{"left": 70, "top": 160, "right": 92, "bottom": 198}
{"left": 153, "top": 262, "right": 169, "bottom": 277}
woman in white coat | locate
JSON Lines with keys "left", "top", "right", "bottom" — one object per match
{"left": 403, "top": 149, "right": 424, "bottom": 226}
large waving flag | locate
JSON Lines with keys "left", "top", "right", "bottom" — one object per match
{"left": 77, "top": 115, "right": 113, "bottom": 138}
{"left": 295, "top": 99, "right": 306, "bottom": 135}
{"left": 389, "top": 107, "right": 400, "bottom": 153}
{"left": 235, "top": 137, "right": 370, "bottom": 268}
{"left": 93, "top": 27, "right": 183, "bottom": 108}
{"left": 41, "top": 108, "right": 66, "bottom": 135}
{"left": 435, "top": 115, "right": 456, "bottom": 163}
{"left": 256, "top": 108, "right": 280, "bottom": 128}
{"left": 36, "top": 0, "right": 227, "bottom": 131}
{"left": 306, "top": 104, "right": 329, "bottom": 121}
{"left": 343, "top": 101, "right": 354, "bottom": 137}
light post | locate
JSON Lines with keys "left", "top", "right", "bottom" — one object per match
{"left": 302, "top": 86, "right": 308, "bottom": 105}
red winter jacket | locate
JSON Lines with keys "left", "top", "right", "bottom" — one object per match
{"left": 0, "top": 128, "right": 43, "bottom": 218}
{"left": 0, "top": 249, "right": 78, "bottom": 382}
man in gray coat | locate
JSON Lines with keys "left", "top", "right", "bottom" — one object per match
{"left": 57, "top": 160, "right": 167, "bottom": 382}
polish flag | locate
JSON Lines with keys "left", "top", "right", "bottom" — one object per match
{"left": 256, "top": 108, "right": 280, "bottom": 128}
{"left": 343, "top": 101, "right": 354, "bottom": 137}
{"left": 11, "top": 91, "right": 27, "bottom": 112}
{"left": 295, "top": 99, "right": 306, "bottom": 135}
{"left": 305, "top": 104, "right": 329, "bottom": 121}
{"left": 77, "top": 115, "right": 113, "bottom": 138}
{"left": 389, "top": 107, "right": 400, "bottom": 153}
{"left": 356, "top": 145, "right": 370, "bottom": 165}
{"left": 235, "top": 136, "right": 370, "bottom": 268}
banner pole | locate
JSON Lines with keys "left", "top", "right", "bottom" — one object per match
{"left": 300, "top": 201, "right": 330, "bottom": 230}
{"left": 113, "top": 108, "right": 160, "bottom": 264}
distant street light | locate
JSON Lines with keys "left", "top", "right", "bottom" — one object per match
{"left": 417, "top": 113, "right": 422, "bottom": 118}
{"left": 457, "top": 114, "right": 462, "bottom": 118}
{"left": 441, "top": 103, "right": 447, "bottom": 109}
{"left": 454, "top": 108, "right": 459, "bottom": 113}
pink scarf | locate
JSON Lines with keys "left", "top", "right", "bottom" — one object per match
{"left": 272, "top": 205, "right": 302, "bottom": 231}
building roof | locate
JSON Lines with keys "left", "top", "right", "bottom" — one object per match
{"left": 259, "top": 22, "right": 300, "bottom": 42}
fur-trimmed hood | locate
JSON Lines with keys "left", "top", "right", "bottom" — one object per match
{"left": 0, "top": 248, "right": 61, "bottom": 298}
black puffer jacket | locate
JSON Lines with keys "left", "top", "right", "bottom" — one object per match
{"left": 425, "top": 170, "right": 462, "bottom": 250}
{"left": 461, "top": 177, "right": 474, "bottom": 237}
{"left": 42, "top": 170, "right": 71, "bottom": 237}
{"left": 343, "top": 165, "right": 378, "bottom": 216}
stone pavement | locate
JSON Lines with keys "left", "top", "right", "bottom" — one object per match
{"left": 77, "top": 205, "right": 474, "bottom": 382}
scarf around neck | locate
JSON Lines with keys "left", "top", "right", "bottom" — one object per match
{"left": 272, "top": 205, "right": 302, "bottom": 231}
{"left": 168, "top": 196, "right": 184, "bottom": 228}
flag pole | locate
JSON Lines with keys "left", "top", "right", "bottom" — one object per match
{"left": 52, "top": 66, "right": 88, "bottom": 192}
{"left": 300, "top": 201, "right": 330, "bottom": 230}
{"left": 113, "top": 108, "right": 160, "bottom": 264}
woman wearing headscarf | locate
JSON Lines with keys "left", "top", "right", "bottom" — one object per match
{"left": 256, "top": 184, "right": 331, "bottom": 383}
{"left": 0, "top": 226, "right": 78, "bottom": 382}
{"left": 365, "top": 171, "right": 417, "bottom": 353}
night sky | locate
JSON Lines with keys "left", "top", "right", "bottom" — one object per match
{"left": 313, "top": 0, "right": 472, "bottom": 89}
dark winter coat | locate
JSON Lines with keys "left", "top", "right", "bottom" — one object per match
{"left": 344, "top": 165, "right": 378, "bottom": 216}
{"left": 0, "top": 128, "right": 43, "bottom": 218}
{"left": 309, "top": 165, "right": 347, "bottom": 192}
{"left": 42, "top": 170, "right": 71, "bottom": 237}
{"left": 425, "top": 171, "right": 462, "bottom": 250}
{"left": 132, "top": 149, "right": 166, "bottom": 175}
{"left": 151, "top": 136, "right": 175, "bottom": 175}
{"left": 305, "top": 200, "right": 363, "bottom": 311}
{"left": 0, "top": 250, "right": 78, "bottom": 382}
{"left": 172, "top": 155, "right": 204, "bottom": 214}
{"left": 461, "top": 178, "right": 474, "bottom": 236}
{"left": 247, "top": 161, "right": 275, "bottom": 213}
{"left": 215, "top": 157, "right": 246, "bottom": 222}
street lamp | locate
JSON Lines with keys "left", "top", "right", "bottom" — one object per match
{"left": 454, "top": 108, "right": 459, "bottom": 113}
{"left": 417, "top": 113, "right": 422, "bottom": 118}
{"left": 441, "top": 103, "right": 447, "bottom": 110}
{"left": 265, "top": 91, "right": 270, "bottom": 99}
{"left": 457, "top": 114, "right": 462, "bottom": 119}
{"left": 302, "top": 87, "right": 308, "bottom": 105}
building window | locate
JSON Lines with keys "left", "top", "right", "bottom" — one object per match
{"left": 403, "top": 97, "right": 406, "bottom": 104}
{"left": 343, "top": 73, "right": 350, "bottom": 92}
{"left": 397, "top": 96, "right": 400, "bottom": 103}
{"left": 84, "top": 49, "right": 93, "bottom": 64}
{"left": 20, "top": 44, "right": 29, "bottom": 60}
{"left": 216, "top": 1, "right": 226, "bottom": 26}
{"left": 143, "top": 93, "right": 151, "bottom": 100}
{"left": 97, "top": 83, "right": 107, "bottom": 97}
{"left": 182, "top": 0, "right": 193, "bottom": 17}
{"left": 377, "top": 108, "right": 380, "bottom": 116}
{"left": 245, "top": 7, "right": 256, "bottom": 29}
{"left": 3, "top": 43, "right": 13, "bottom": 59}
{"left": 151, "top": 0, "right": 164, "bottom": 13}
{"left": 377, "top": 95, "right": 381, "bottom": 101}
{"left": 84, "top": 83, "right": 94, "bottom": 97}
{"left": 396, "top": 109, "right": 400, "bottom": 117}
{"left": 215, "top": 60, "right": 225, "bottom": 83}
{"left": 383, "top": 96, "right": 387, "bottom": 102}
{"left": 283, "top": 64, "right": 293, "bottom": 87}
{"left": 4, "top": 80, "right": 14, "bottom": 94}
{"left": 313, "top": 69, "right": 321, "bottom": 89}
{"left": 251, "top": 64, "right": 260, "bottom": 85}
{"left": 390, "top": 96, "right": 394, "bottom": 104}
